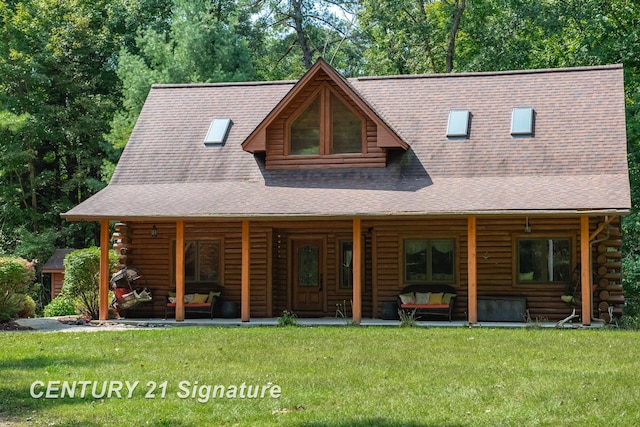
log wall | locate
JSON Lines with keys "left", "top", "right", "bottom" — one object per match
{"left": 366, "top": 217, "right": 469, "bottom": 319}
{"left": 112, "top": 215, "right": 623, "bottom": 322}
{"left": 593, "top": 219, "right": 624, "bottom": 323}
{"left": 113, "top": 222, "right": 272, "bottom": 318}
{"left": 475, "top": 216, "right": 580, "bottom": 322}
{"left": 365, "top": 216, "right": 622, "bottom": 321}
{"left": 270, "top": 220, "right": 374, "bottom": 318}
{"left": 49, "top": 272, "right": 65, "bottom": 299}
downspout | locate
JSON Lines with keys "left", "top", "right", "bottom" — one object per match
{"left": 587, "top": 216, "right": 612, "bottom": 325}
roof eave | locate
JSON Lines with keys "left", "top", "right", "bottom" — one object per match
{"left": 62, "top": 208, "right": 630, "bottom": 223}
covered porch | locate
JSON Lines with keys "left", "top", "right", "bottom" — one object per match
{"left": 95, "top": 215, "right": 602, "bottom": 326}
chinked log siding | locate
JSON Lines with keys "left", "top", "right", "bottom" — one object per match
{"left": 114, "top": 216, "right": 621, "bottom": 321}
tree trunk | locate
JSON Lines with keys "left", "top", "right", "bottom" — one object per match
{"left": 415, "top": 0, "right": 437, "bottom": 72}
{"left": 446, "top": 0, "right": 465, "bottom": 73}
{"left": 292, "top": 0, "right": 314, "bottom": 69}
{"left": 29, "top": 157, "right": 38, "bottom": 232}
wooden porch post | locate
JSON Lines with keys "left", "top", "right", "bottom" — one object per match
{"left": 352, "top": 218, "right": 362, "bottom": 324}
{"left": 467, "top": 216, "right": 477, "bottom": 323}
{"left": 99, "top": 220, "right": 110, "bottom": 321}
{"left": 176, "top": 220, "right": 185, "bottom": 322}
{"left": 241, "top": 220, "right": 250, "bottom": 322}
{"left": 581, "top": 216, "right": 592, "bottom": 326}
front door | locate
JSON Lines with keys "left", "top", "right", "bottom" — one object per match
{"left": 292, "top": 238, "right": 324, "bottom": 313}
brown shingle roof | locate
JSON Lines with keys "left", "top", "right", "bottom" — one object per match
{"left": 64, "top": 64, "right": 630, "bottom": 220}
{"left": 42, "top": 248, "right": 75, "bottom": 272}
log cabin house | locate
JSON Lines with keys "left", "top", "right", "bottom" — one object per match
{"left": 63, "top": 59, "right": 630, "bottom": 325}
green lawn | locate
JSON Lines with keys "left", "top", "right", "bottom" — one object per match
{"left": 1, "top": 326, "right": 639, "bottom": 426}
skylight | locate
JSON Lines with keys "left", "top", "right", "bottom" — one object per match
{"left": 511, "top": 107, "right": 535, "bottom": 136}
{"left": 447, "top": 109, "right": 471, "bottom": 138}
{"left": 204, "top": 118, "right": 232, "bottom": 146}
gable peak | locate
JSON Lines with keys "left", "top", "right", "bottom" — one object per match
{"left": 242, "top": 58, "right": 407, "bottom": 155}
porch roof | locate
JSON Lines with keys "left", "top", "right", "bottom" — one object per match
{"left": 63, "top": 64, "right": 631, "bottom": 221}
{"left": 63, "top": 175, "right": 629, "bottom": 220}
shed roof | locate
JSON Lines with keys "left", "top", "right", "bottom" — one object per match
{"left": 64, "top": 63, "right": 630, "bottom": 220}
{"left": 42, "top": 248, "right": 75, "bottom": 272}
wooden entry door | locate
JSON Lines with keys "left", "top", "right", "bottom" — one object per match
{"left": 292, "top": 238, "right": 324, "bottom": 313}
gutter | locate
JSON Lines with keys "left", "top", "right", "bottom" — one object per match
{"left": 61, "top": 209, "right": 631, "bottom": 223}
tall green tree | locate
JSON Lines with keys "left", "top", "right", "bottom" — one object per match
{"left": 106, "top": 0, "right": 257, "bottom": 152}
{"left": 251, "top": 0, "right": 363, "bottom": 79}
{"left": 359, "top": 0, "right": 466, "bottom": 74}
{"left": 0, "top": 0, "right": 173, "bottom": 259}
{"left": 0, "top": 0, "right": 117, "bottom": 253}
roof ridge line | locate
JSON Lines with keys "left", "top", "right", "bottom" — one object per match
{"left": 354, "top": 63, "right": 623, "bottom": 82}
{"left": 152, "top": 80, "right": 297, "bottom": 89}
{"left": 150, "top": 64, "right": 622, "bottom": 88}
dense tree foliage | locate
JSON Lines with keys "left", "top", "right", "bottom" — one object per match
{"left": 251, "top": 0, "right": 363, "bottom": 79}
{"left": 106, "top": 0, "right": 257, "bottom": 151}
{"left": 359, "top": 0, "right": 465, "bottom": 74}
{"left": 60, "top": 247, "right": 118, "bottom": 319}
{"left": 0, "top": 0, "right": 172, "bottom": 262}
{"left": 1, "top": 0, "right": 639, "bottom": 316}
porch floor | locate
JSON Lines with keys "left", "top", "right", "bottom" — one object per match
{"left": 98, "top": 317, "right": 601, "bottom": 329}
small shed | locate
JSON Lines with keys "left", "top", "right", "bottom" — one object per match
{"left": 42, "top": 249, "right": 75, "bottom": 298}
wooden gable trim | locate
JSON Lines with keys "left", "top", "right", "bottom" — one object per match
{"left": 244, "top": 128, "right": 266, "bottom": 153}
{"left": 242, "top": 58, "right": 408, "bottom": 154}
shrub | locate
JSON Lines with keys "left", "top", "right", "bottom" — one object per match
{"left": 398, "top": 309, "right": 417, "bottom": 327}
{"left": 29, "top": 282, "right": 46, "bottom": 316}
{"left": 615, "top": 315, "right": 640, "bottom": 330}
{"left": 0, "top": 257, "right": 36, "bottom": 320}
{"left": 277, "top": 310, "right": 299, "bottom": 327}
{"left": 620, "top": 254, "right": 640, "bottom": 327}
{"left": 43, "top": 296, "right": 78, "bottom": 317}
{"left": 16, "top": 294, "right": 36, "bottom": 318}
{"left": 60, "top": 248, "right": 119, "bottom": 319}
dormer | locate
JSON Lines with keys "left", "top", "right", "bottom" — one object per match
{"left": 242, "top": 59, "right": 408, "bottom": 170}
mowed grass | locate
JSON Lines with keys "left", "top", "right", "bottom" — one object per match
{"left": 1, "top": 326, "right": 639, "bottom": 426}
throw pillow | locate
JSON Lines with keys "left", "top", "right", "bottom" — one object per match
{"left": 114, "top": 288, "right": 129, "bottom": 300}
{"left": 415, "top": 292, "right": 431, "bottom": 304}
{"left": 399, "top": 292, "right": 416, "bottom": 304}
{"left": 442, "top": 293, "right": 456, "bottom": 304}
{"left": 429, "top": 292, "right": 444, "bottom": 304}
{"left": 207, "top": 291, "right": 221, "bottom": 303}
{"left": 519, "top": 271, "right": 534, "bottom": 281}
{"left": 184, "top": 294, "right": 194, "bottom": 303}
{"left": 192, "top": 293, "right": 208, "bottom": 303}
{"left": 168, "top": 291, "right": 176, "bottom": 298}
{"left": 168, "top": 297, "right": 176, "bottom": 304}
